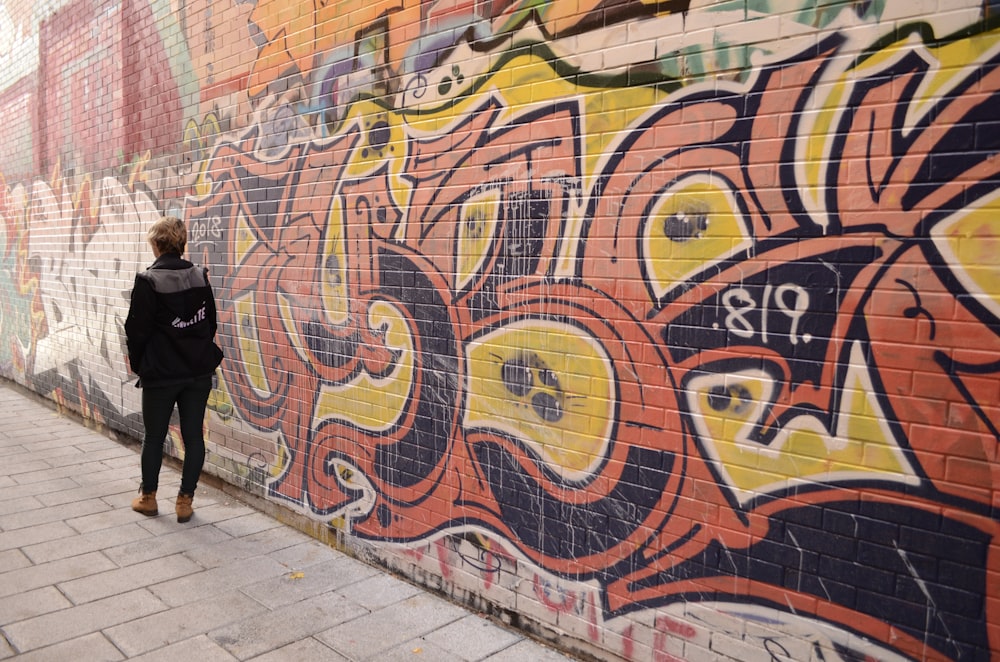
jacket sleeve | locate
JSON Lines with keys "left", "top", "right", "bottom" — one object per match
{"left": 124, "top": 274, "right": 156, "bottom": 375}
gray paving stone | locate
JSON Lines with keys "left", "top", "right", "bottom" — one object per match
{"left": 98, "top": 454, "right": 143, "bottom": 469}
{"left": 36, "top": 478, "right": 137, "bottom": 507}
{"left": 12, "top": 461, "right": 120, "bottom": 486}
{"left": 150, "top": 555, "right": 288, "bottom": 607}
{"left": 0, "top": 586, "right": 72, "bottom": 626}
{"left": 245, "top": 637, "right": 349, "bottom": 662}
{"left": 0, "top": 460, "right": 51, "bottom": 476}
{"left": 22, "top": 521, "right": 151, "bottom": 564}
{"left": 123, "top": 634, "right": 239, "bottom": 662}
{"left": 47, "top": 445, "right": 133, "bottom": 466}
{"left": 0, "top": 635, "right": 11, "bottom": 659}
{"left": 3, "top": 632, "right": 124, "bottom": 662}
{"left": 264, "top": 540, "right": 345, "bottom": 571}
{"left": 182, "top": 524, "right": 310, "bottom": 569}
{"left": 73, "top": 439, "right": 121, "bottom": 453}
{"left": 104, "top": 590, "right": 270, "bottom": 657}
{"left": 0, "top": 478, "right": 79, "bottom": 503}
{"left": 209, "top": 589, "right": 368, "bottom": 660}
{"left": 0, "top": 497, "right": 112, "bottom": 531}
{"left": 0, "top": 521, "right": 75, "bottom": 553}
{"left": 2, "top": 446, "right": 82, "bottom": 464}
{"left": 72, "top": 466, "right": 142, "bottom": 487}
{"left": 0, "top": 494, "right": 44, "bottom": 517}
{"left": 481, "top": 639, "right": 578, "bottom": 661}
{"left": 0, "top": 551, "right": 118, "bottom": 599}
{"left": 211, "top": 511, "right": 286, "bottom": 538}
{"left": 417, "top": 613, "right": 524, "bottom": 660}
{"left": 0, "top": 548, "right": 31, "bottom": 573}
{"left": 337, "top": 571, "right": 424, "bottom": 611}
{"left": 316, "top": 592, "right": 469, "bottom": 659}
{"left": 158, "top": 499, "right": 258, "bottom": 528}
{"left": 3, "top": 588, "right": 165, "bottom": 651}
{"left": 369, "top": 637, "right": 464, "bottom": 662}
{"left": 103, "top": 521, "right": 231, "bottom": 567}
{"left": 59, "top": 553, "right": 204, "bottom": 604}
{"left": 241, "top": 556, "right": 381, "bottom": 609}
{"left": 68, "top": 503, "right": 165, "bottom": 534}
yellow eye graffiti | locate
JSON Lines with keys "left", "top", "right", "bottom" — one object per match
{"left": 930, "top": 188, "right": 1000, "bottom": 323}
{"left": 456, "top": 188, "right": 502, "bottom": 292}
{"left": 684, "top": 344, "right": 920, "bottom": 507}
{"left": 643, "top": 172, "right": 752, "bottom": 301}
{"left": 464, "top": 319, "right": 616, "bottom": 482}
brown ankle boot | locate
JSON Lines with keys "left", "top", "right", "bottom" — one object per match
{"left": 131, "top": 489, "right": 158, "bottom": 516}
{"left": 176, "top": 492, "right": 194, "bottom": 523}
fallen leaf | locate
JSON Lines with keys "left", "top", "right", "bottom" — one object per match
{"left": 289, "top": 571, "right": 305, "bottom": 580}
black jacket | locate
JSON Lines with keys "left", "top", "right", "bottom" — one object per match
{"left": 124, "top": 253, "right": 224, "bottom": 387}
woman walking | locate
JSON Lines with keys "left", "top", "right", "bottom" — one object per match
{"left": 125, "top": 216, "right": 223, "bottom": 522}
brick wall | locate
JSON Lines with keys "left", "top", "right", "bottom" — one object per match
{"left": 1, "top": 1, "right": 998, "bottom": 659}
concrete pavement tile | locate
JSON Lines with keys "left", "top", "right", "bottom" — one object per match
{"left": 174, "top": 500, "right": 260, "bottom": 526}
{"left": 1, "top": 460, "right": 51, "bottom": 476}
{"left": 46, "top": 445, "right": 133, "bottom": 466}
{"left": 241, "top": 556, "right": 381, "bottom": 609}
{"left": 0, "top": 478, "right": 78, "bottom": 502}
{"left": 211, "top": 512, "right": 286, "bottom": 538}
{"left": 150, "top": 555, "right": 288, "bottom": 607}
{"left": 3, "top": 588, "right": 165, "bottom": 652}
{"left": 182, "top": 525, "right": 311, "bottom": 569}
{"left": 68, "top": 503, "right": 166, "bottom": 534}
{"left": 0, "top": 551, "right": 118, "bottom": 599}
{"left": 72, "top": 466, "right": 142, "bottom": 487}
{"left": 1, "top": 446, "right": 83, "bottom": 465}
{"left": 0, "top": 477, "right": 14, "bottom": 489}
{"left": 36, "top": 478, "right": 137, "bottom": 507}
{"left": 264, "top": 540, "right": 344, "bottom": 570}
{"left": 423, "top": 614, "right": 524, "bottom": 660}
{"left": 23, "top": 521, "right": 151, "bottom": 564}
{"left": 73, "top": 439, "right": 121, "bottom": 453}
{"left": 9, "top": 433, "right": 71, "bottom": 447}
{"left": 0, "top": 419, "right": 60, "bottom": 434}
{"left": 337, "top": 571, "right": 424, "bottom": 611}
{"left": 480, "top": 639, "right": 579, "bottom": 661}
{"left": 127, "top": 634, "right": 239, "bottom": 662}
{"left": 0, "top": 497, "right": 112, "bottom": 531}
{"left": 98, "top": 454, "right": 143, "bottom": 469}
{"left": 0, "top": 549, "right": 31, "bottom": 573}
{"left": 0, "top": 521, "right": 75, "bottom": 552}
{"left": 103, "top": 522, "right": 231, "bottom": 567}
{"left": 58, "top": 553, "right": 204, "bottom": 604}
{"left": 209, "top": 589, "right": 368, "bottom": 659}
{"left": 0, "top": 635, "right": 11, "bottom": 659}
{"left": 105, "top": 590, "right": 270, "bottom": 656}
{"left": 3, "top": 632, "right": 124, "bottom": 662}
{"left": 0, "top": 495, "right": 43, "bottom": 517}
{"left": 245, "top": 637, "right": 349, "bottom": 662}
{"left": 11, "top": 461, "right": 122, "bottom": 486}
{"left": 368, "top": 637, "right": 464, "bottom": 662}
{"left": 0, "top": 587, "right": 72, "bottom": 626}
{"left": 316, "top": 592, "right": 469, "bottom": 659}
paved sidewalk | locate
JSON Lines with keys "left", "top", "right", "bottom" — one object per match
{"left": 0, "top": 384, "right": 580, "bottom": 661}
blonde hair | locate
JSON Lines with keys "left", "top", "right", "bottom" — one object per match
{"left": 147, "top": 216, "right": 187, "bottom": 255}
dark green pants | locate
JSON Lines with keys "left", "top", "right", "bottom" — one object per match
{"left": 140, "top": 375, "right": 212, "bottom": 495}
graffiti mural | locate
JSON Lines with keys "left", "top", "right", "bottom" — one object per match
{"left": 2, "top": 0, "right": 999, "bottom": 660}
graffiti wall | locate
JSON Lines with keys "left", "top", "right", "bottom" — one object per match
{"left": 1, "top": 0, "right": 998, "bottom": 659}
